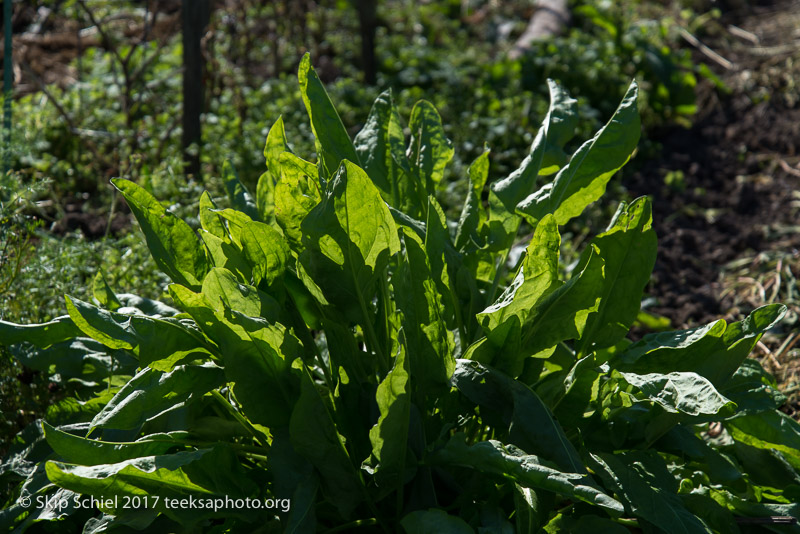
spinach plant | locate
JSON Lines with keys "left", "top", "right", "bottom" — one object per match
{"left": 1, "top": 54, "right": 797, "bottom": 533}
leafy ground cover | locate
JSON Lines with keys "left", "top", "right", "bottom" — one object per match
{"left": 1, "top": 54, "right": 799, "bottom": 533}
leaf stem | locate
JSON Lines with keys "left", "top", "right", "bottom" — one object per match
{"left": 210, "top": 390, "right": 270, "bottom": 449}
{"left": 486, "top": 249, "right": 510, "bottom": 307}
{"left": 357, "top": 289, "right": 389, "bottom": 376}
{"left": 447, "top": 281, "right": 468, "bottom": 350}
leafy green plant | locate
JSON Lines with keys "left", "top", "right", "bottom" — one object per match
{"left": 2, "top": 54, "right": 797, "bottom": 533}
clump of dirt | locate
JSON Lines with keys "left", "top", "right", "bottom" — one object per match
{"left": 628, "top": 0, "right": 800, "bottom": 328}
{"left": 49, "top": 202, "right": 131, "bottom": 240}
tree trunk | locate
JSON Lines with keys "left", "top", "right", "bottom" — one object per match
{"left": 182, "top": 0, "right": 210, "bottom": 180}
{"left": 3, "top": 0, "right": 12, "bottom": 178}
{"left": 356, "top": 0, "right": 377, "bottom": 85}
{"left": 509, "top": 0, "right": 570, "bottom": 60}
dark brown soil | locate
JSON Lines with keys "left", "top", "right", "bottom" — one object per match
{"left": 49, "top": 202, "right": 131, "bottom": 239}
{"left": 627, "top": 0, "right": 800, "bottom": 329}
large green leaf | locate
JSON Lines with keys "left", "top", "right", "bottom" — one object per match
{"left": 455, "top": 146, "right": 491, "bottom": 252}
{"left": 550, "top": 354, "right": 602, "bottom": 427}
{"left": 92, "top": 271, "right": 122, "bottom": 311}
{"left": 90, "top": 363, "right": 224, "bottom": 431}
{"left": 201, "top": 267, "right": 282, "bottom": 321}
{"left": 200, "top": 230, "right": 253, "bottom": 284}
{"left": 368, "top": 343, "right": 412, "bottom": 490}
{"left": 43, "top": 423, "right": 184, "bottom": 466}
{"left": 702, "top": 487, "right": 800, "bottom": 532}
{"left": 656, "top": 425, "right": 745, "bottom": 488}
{"left": 0, "top": 315, "right": 82, "bottom": 349}
{"left": 576, "top": 197, "right": 657, "bottom": 354}
{"left": 45, "top": 450, "right": 218, "bottom": 520}
{"left": 514, "top": 484, "right": 553, "bottom": 534}
{"left": 476, "top": 215, "right": 604, "bottom": 375}
{"left": 487, "top": 80, "right": 578, "bottom": 250}
{"left": 610, "top": 304, "right": 786, "bottom": 387}
{"left": 275, "top": 152, "right": 321, "bottom": 249}
{"left": 589, "top": 451, "right": 712, "bottom": 533}
{"left": 517, "top": 81, "right": 640, "bottom": 226}
{"left": 407, "top": 100, "right": 453, "bottom": 197}
{"left": 170, "top": 285, "right": 300, "bottom": 429}
{"left": 10, "top": 337, "right": 137, "bottom": 382}
{"left": 726, "top": 410, "right": 800, "bottom": 467}
{"left": 720, "top": 359, "right": 786, "bottom": 415}
{"left": 478, "top": 215, "right": 560, "bottom": 334}
{"left": 239, "top": 220, "right": 289, "bottom": 286}
{"left": 64, "top": 296, "right": 214, "bottom": 371}
{"left": 198, "top": 191, "right": 226, "bottom": 238}
{"left": 299, "top": 160, "right": 400, "bottom": 323}
{"left": 395, "top": 229, "right": 455, "bottom": 389}
{"left": 423, "top": 196, "right": 462, "bottom": 329}
{"left": 354, "top": 89, "right": 420, "bottom": 215}
{"left": 617, "top": 370, "right": 736, "bottom": 418}
{"left": 111, "top": 178, "right": 208, "bottom": 289}
{"left": 223, "top": 160, "right": 259, "bottom": 221}
{"left": 298, "top": 53, "right": 360, "bottom": 178}
{"left": 257, "top": 115, "right": 290, "bottom": 221}
{"left": 543, "top": 513, "right": 630, "bottom": 534}
{"left": 433, "top": 435, "right": 623, "bottom": 516}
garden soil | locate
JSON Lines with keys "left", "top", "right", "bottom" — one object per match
{"left": 626, "top": 0, "right": 800, "bottom": 408}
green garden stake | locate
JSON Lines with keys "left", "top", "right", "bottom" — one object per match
{"left": 3, "top": 0, "right": 11, "bottom": 180}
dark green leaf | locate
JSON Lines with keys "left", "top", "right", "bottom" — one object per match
{"left": 455, "top": 146, "right": 491, "bottom": 251}
{"left": 289, "top": 371, "right": 363, "bottom": 518}
{"left": 43, "top": 423, "right": 183, "bottom": 465}
{"left": 401, "top": 508, "right": 475, "bottom": 533}
{"left": 726, "top": 410, "right": 800, "bottom": 467}
{"left": 90, "top": 363, "right": 224, "bottom": 431}
{"left": 433, "top": 435, "right": 623, "bottom": 516}
{"left": 0, "top": 315, "right": 82, "bottom": 349}
{"left": 543, "top": 513, "right": 630, "bottom": 534}
{"left": 451, "top": 359, "right": 585, "bottom": 473}
{"left": 64, "top": 296, "right": 214, "bottom": 371}
{"left": 589, "top": 451, "right": 712, "bottom": 533}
